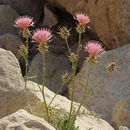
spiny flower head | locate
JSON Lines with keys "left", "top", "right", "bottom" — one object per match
{"left": 58, "top": 26, "right": 70, "bottom": 39}
{"left": 14, "top": 16, "right": 34, "bottom": 29}
{"left": 106, "top": 61, "right": 117, "bottom": 73}
{"left": 61, "top": 71, "right": 71, "bottom": 84}
{"left": 85, "top": 41, "right": 104, "bottom": 56}
{"left": 32, "top": 28, "right": 52, "bottom": 43}
{"left": 76, "top": 13, "right": 90, "bottom": 25}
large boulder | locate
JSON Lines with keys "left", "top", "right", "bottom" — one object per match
{"left": 0, "top": 33, "right": 23, "bottom": 61}
{"left": 0, "top": 48, "right": 27, "bottom": 118}
{"left": 0, "top": 5, "right": 19, "bottom": 35}
{"left": 111, "top": 97, "right": 130, "bottom": 129}
{"left": 28, "top": 52, "right": 71, "bottom": 94}
{"left": 25, "top": 81, "right": 115, "bottom": 130}
{"left": 43, "top": 4, "right": 58, "bottom": 28}
{"left": 0, "top": 109, "right": 55, "bottom": 130}
{"left": 68, "top": 44, "right": 130, "bottom": 122}
{"left": 47, "top": 0, "right": 130, "bottom": 49}
{"left": 0, "top": 0, "right": 44, "bottom": 21}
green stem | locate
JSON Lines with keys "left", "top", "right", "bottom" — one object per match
{"left": 76, "top": 32, "right": 81, "bottom": 63}
{"left": 87, "top": 72, "right": 110, "bottom": 95}
{"left": 24, "top": 37, "right": 29, "bottom": 90}
{"left": 24, "top": 57, "right": 28, "bottom": 90}
{"left": 67, "top": 32, "right": 82, "bottom": 128}
{"left": 65, "top": 38, "right": 71, "bottom": 55}
{"left": 67, "top": 63, "right": 76, "bottom": 125}
{"left": 41, "top": 52, "right": 49, "bottom": 122}
{"left": 25, "top": 37, "right": 29, "bottom": 51}
{"left": 70, "top": 63, "right": 93, "bottom": 129}
{"left": 48, "top": 82, "right": 65, "bottom": 108}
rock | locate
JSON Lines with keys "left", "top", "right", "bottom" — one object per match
{"left": 0, "top": 48, "right": 27, "bottom": 118}
{"left": 0, "top": 109, "right": 55, "bottom": 130}
{"left": 25, "top": 81, "right": 115, "bottom": 130}
{"left": 0, "top": 0, "right": 44, "bottom": 21}
{"left": 119, "top": 126, "right": 129, "bottom": 130}
{"left": 0, "top": 33, "right": 23, "bottom": 61}
{"left": 111, "top": 97, "right": 130, "bottom": 129}
{"left": 68, "top": 44, "right": 130, "bottom": 122}
{"left": 47, "top": 0, "right": 130, "bottom": 49}
{"left": 28, "top": 52, "right": 71, "bottom": 94}
{"left": 43, "top": 5, "right": 58, "bottom": 28}
{"left": 0, "top": 5, "right": 19, "bottom": 35}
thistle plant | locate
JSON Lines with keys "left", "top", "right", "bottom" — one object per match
{"left": 69, "top": 42, "right": 117, "bottom": 129}
{"left": 14, "top": 12, "right": 117, "bottom": 130}
{"left": 62, "top": 13, "right": 90, "bottom": 128}
{"left": 32, "top": 28, "right": 52, "bottom": 122}
{"left": 15, "top": 16, "right": 34, "bottom": 89}
{"left": 69, "top": 41, "right": 104, "bottom": 129}
{"left": 58, "top": 13, "right": 117, "bottom": 129}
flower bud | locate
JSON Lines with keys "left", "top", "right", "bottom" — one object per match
{"left": 22, "top": 28, "right": 30, "bottom": 38}
{"left": 19, "top": 45, "right": 27, "bottom": 57}
{"left": 38, "top": 43, "right": 48, "bottom": 53}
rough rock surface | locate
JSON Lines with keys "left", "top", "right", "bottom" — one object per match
{"left": 43, "top": 5, "right": 58, "bottom": 28}
{"left": 119, "top": 126, "right": 129, "bottom": 130}
{"left": 0, "top": 109, "right": 55, "bottom": 130}
{"left": 0, "top": 5, "right": 19, "bottom": 35}
{"left": 0, "top": 48, "right": 27, "bottom": 118}
{"left": 111, "top": 97, "right": 130, "bottom": 129}
{"left": 47, "top": 0, "right": 130, "bottom": 49}
{"left": 0, "top": 33, "right": 23, "bottom": 61}
{"left": 0, "top": 0, "right": 44, "bottom": 21}
{"left": 68, "top": 44, "right": 130, "bottom": 122}
{"left": 28, "top": 52, "right": 71, "bottom": 93}
{"left": 25, "top": 81, "right": 115, "bottom": 130}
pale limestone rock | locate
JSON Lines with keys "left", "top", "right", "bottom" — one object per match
{"left": 28, "top": 52, "right": 71, "bottom": 93}
{"left": 119, "top": 126, "right": 129, "bottom": 130}
{"left": 68, "top": 44, "right": 130, "bottom": 121}
{"left": 111, "top": 97, "right": 130, "bottom": 129}
{"left": 0, "top": 33, "right": 23, "bottom": 61}
{"left": 0, "top": 48, "right": 27, "bottom": 118}
{"left": 47, "top": 0, "right": 130, "bottom": 49}
{"left": 25, "top": 81, "right": 115, "bottom": 130}
{"left": 0, "top": 109, "right": 55, "bottom": 130}
{"left": 0, "top": 5, "right": 19, "bottom": 35}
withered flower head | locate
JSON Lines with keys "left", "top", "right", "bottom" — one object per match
{"left": 58, "top": 26, "right": 70, "bottom": 39}
{"left": 69, "top": 52, "right": 77, "bottom": 63}
{"left": 61, "top": 71, "right": 71, "bottom": 84}
{"left": 106, "top": 61, "right": 117, "bottom": 73}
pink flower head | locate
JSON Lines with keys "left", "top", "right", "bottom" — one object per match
{"left": 76, "top": 13, "right": 90, "bottom": 25}
{"left": 32, "top": 28, "right": 52, "bottom": 43}
{"left": 15, "top": 16, "right": 34, "bottom": 29}
{"left": 85, "top": 41, "right": 104, "bottom": 56}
